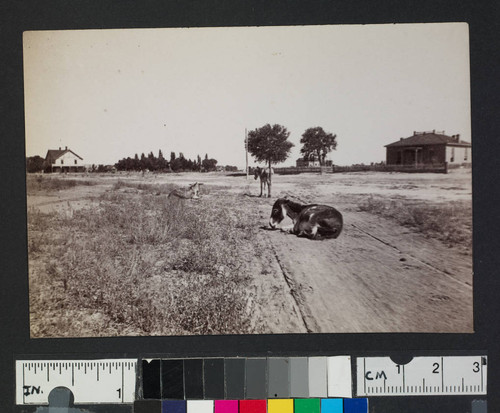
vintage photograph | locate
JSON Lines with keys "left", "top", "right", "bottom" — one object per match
{"left": 24, "top": 24, "right": 472, "bottom": 337}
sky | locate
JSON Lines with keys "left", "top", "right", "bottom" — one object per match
{"left": 23, "top": 24, "right": 471, "bottom": 168}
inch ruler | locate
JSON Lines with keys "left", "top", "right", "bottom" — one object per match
{"left": 16, "top": 359, "right": 137, "bottom": 405}
{"left": 357, "top": 356, "right": 487, "bottom": 396}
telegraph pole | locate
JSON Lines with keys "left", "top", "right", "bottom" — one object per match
{"left": 245, "top": 128, "right": 249, "bottom": 179}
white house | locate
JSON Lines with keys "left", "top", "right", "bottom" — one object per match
{"left": 45, "top": 147, "right": 85, "bottom": 172}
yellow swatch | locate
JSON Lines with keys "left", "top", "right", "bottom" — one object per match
{"left": 268, "top": 399, "right": 294, "bottom": 413}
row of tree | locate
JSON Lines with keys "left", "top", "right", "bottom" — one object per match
{"left": 114, "top": 151, "right": 220, "bottom": 172}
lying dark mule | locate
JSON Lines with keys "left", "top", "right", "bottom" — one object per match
{"left": 254, "top": 166, "right": 271, "bottom": 197}
{"left": 269, "top": 198, "right": 343, "bottom": 239}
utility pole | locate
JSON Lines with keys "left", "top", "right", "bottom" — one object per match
{"left": 245, "top": 128, "right": 249, "bottom": 179}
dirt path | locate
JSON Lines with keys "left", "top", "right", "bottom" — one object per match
{"left": 255, "top": 189, "right": 473, "bottom": 333}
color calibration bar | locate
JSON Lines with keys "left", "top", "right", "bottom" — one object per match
{"left": 141, "top": 357, "right": 352, "bottom": 400}
{"left": 134, "top": 398, "right": 368, "bottom": 413}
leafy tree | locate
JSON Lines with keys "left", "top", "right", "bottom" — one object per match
{"left": 157, "top": 149, "right": 168, "bottom": 171}
{"left": 247, "top": 123, "right": 294, "bottom": 195}
{"left": 202, "top": 156, "right": 218, "bottom": 172}
{"left": 26, "top": 156, "right": 46, "bottom": 173}
{"left": 300, "top": 127, "right": 337, "bottom": 168}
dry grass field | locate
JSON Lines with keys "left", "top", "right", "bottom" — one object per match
{"left": 26, "top": 169, "right": 473, "bottom": 337}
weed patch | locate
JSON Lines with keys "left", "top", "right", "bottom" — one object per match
{"left": 26, "top": 175, "right": 96, "bottom": 193}
{"left": 358, "top": 196, "right": 472, "bottom": 251}
{"left": 28, "top": 189, "right": 257, "bottom": 337}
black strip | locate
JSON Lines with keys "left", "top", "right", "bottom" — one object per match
{"left": 203, "top": 358, "right": 224, "bottom": 399}
{"left": 142, "top": 359, "right": 161, "bottom": 399}
{"left": 162, "top": 359, "right": 184, "bottom": 400}
{"left": 184, "top": 359, "right": 203, "bottom": 399}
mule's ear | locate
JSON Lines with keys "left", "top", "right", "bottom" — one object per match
{"left": 284, "top": 195, "right": 288, "bottom": 199}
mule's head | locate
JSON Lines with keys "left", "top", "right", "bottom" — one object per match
{"left": 189, "top": 182, "right": 201, "bottom": 198}
{"left": 253, "top": 167, "right": 261, "bottom": 180}
{"left": 269, "top": 198, "right": 287, "bottom": 228}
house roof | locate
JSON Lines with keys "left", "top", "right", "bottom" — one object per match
{"left": 45, "top": 148, "right": 83, "bottom": 162}
{"left": 385, "top": 132, "right": 471, "bottom": 148}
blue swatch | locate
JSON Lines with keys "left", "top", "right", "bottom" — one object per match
{"left": 321, "top": 398, "right": 343, "bottom": 413}
{"left": 344, "top": 398, "right": 368, "bottom": 413}
{"left": 163, "top": 400, "right": 187, "bottom": 413}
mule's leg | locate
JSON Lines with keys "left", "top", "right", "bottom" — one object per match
{"left": 279, "top": 224, "right": 294, "bottom": 233}
{"left": 294, "top": 221, "right": 318, "bottom": 239}
{"left": 259, "top": 180, "right": 263, "bottom": 197}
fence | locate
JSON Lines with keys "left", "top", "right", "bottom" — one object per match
{"left": 332, "top": 163, "right": 449, "bottom": 174}
{"left": 274, "top": 163, "right": 470, "bottom": 175}
{"left": 273, "top": 166, "right": 332, "bottom": 175}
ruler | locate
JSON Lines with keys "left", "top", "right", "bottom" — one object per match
{"left": 356, "top": 356, "right": 487, "bottom": 396}
{"left": 16, "top": 359, "right": 137, "bottom": 405}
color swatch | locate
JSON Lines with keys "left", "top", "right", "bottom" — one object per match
{"left": 144, "top": 356, "right": 352, "bottom": 401}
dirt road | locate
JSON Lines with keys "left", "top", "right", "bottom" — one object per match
{"left": 239, "top": 172, "right": 472, "bottom": 333}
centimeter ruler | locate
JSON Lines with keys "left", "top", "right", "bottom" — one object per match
{"left": 357, "top": 356, "right": 487, "bottom": 396}
{"left": 16, "top": 359, "right": 137, "bottom": 405}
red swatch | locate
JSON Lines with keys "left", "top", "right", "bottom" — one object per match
{"left": 239, "top": 400, "right": 267, "bottom": 413}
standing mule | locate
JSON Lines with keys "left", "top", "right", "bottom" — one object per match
{"left": 254, "top": 166, "right": 271, "bottom": 197}
{"left": 269, "top": 198, "right": 343, "bottom": 239}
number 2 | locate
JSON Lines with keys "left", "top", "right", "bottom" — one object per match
{"left": 432, "top": 363, "right": 440, "bottom": 374}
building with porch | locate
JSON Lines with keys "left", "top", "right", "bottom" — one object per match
{"left": 385, "top": 131, "right": 471, "bottom": 170}
{"left": 45, "top": 147, "right": 85, "bottom": 172}
{"left": 296, "top": 153, "right": 333, "bottom": 168}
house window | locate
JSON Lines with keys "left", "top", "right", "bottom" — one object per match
{"left": 450, "top": 147, "right": 455, "bottom": 163}
{"left": 61, "top": 159, "right": 64, "bottom": 164}
{"left": 74, "top": 159, "right": 77, "bottom": 165}
{"left": 464, "top": 148, "right": 468, "bottom": 161}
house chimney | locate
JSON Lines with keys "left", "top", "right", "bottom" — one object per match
{"left": 65, "top": 146, "right": 68, "bottom": 150}
{"left": 413, "top": 131, "right": 416, "bottom": 136}
{"left": 456, "top": 134, "right": 460, "bottom": 142}
{"left": 400, "top": 138, "right": 404, "bottom": 141}
{"left": 59, "top": 147, "right": 61, "bottom": 150}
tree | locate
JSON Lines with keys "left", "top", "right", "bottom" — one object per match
{"left": 247, "top": 124, "right": 294, "bottom": 195}
{"left": 202, "top": 156, "right": 218, "bottom": 172}
{"left": 300, "top": 127, "right": 337, "bottom": 170}
{"left": 157, "top": 149, "right": 168, "bottom": 171}
{"left": 26, "top": 156, "right": 46, "bottom": 173}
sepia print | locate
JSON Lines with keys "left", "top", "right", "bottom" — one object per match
{"left": 24, "top": 24, "right": 472, "bottom": 337}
